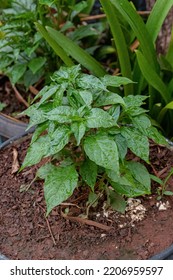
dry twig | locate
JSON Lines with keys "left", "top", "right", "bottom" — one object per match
{"left": 38, "top": 205, "right": 57, "bottom": 246}
{"left": 61, "top": 211, "right": 113, "bottom": 231}
{"left": 12, "top": 84, "right": 29, "bottom": 108}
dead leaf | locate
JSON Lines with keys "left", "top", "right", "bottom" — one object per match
{"left": 11, "top": 148, "right": 20, "bottom": 174}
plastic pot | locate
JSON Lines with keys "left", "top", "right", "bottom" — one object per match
{"left": 0, "top": 113, "right": 35, "bottom": 148}
{"left": 0, "top": 133, "right": 173, "bottom": 260}
{"left": 0, "top": 113, "right": 29, "bottom": 139}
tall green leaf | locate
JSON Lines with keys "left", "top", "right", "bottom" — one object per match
{"left": 109, "top": 0, "right": 159, "bottom": 71}
{"left": 166, "top": 28, "right": 173, "bottom": 68}
{"left": 146, "top": 0, "right": 173, "bottom": 43}
{"left": 100, "top": 0, "right": 133, "bottom": 95}
{"left": 136, "top": 50, "right": 170, "bottom": 104}
{"left": 46, "top": 26, "right": 106, "bottom": 77}
{"left": 158, "top": 101, "right": 173, "bottom": 123}
{"left": 35, "top": 22, "right": 74, "bottom": 67}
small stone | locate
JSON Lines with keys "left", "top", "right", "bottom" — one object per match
{"left": 156, "top": 201, "right": 170, "bottom": 210}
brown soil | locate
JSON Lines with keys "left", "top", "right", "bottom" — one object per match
{"left": 0, "top": 76, "right": 27, "bottom": 118}
{"left": 0, "top": 136, "right": 173, "bottom": 260}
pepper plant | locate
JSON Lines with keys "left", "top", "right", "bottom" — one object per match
{"left": 21, "top": 65, "right": 167, "bottom": 215}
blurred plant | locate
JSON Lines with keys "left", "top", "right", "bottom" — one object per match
{"left": 0, "top": 102, "right": 6, "bottom": 111}
{"left": 36, "top": 0, "right": 173, "bottom": 137}
{"left": 0, "top": 0, "right": 109, "bottom": 89}
{"left": 101, "top": 0, "right": 173, "bottom": 137}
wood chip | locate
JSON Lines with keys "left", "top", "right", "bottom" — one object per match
{"left": 11, "top": 148, "right": 20, "bottom": 174}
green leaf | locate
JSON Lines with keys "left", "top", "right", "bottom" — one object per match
{"left": 0, "top": 102, "right": 6, "bottom": 111}
{"left": 46, "top": 26, "right": 106, "bottom": 77}
{"left": 43, "top": 164, "right": 78, "bottom": 215}
{"left": 136, "top": 50, "right": 170, "bottom": 104}
{"left": 84, "top": 133, "right": 119, "bottom": 171}
{"left": 123, "top": 95, "right": 148, "bottom": 116}
{"left": 48, "top": 125, "right": 70, "bottom": 156}
{"left": 123, "top": 95, "right": 148, "bottom": 108}
{"left": 132, "top": 115, "right": 151, "bottom": 133}
{"left": 87, "top": 192, "right": 99, "bottom": 207}
{"left": 150, "top": 174, "right": 163, "bottom": 185}
{"left": 39, "top": 0, "right": 55, "bottom": 6}
{"left": 121, "top": 127, "right": 149, "bottom": 163}
{"left": 106, "top": 167, "right": 135, "bottom": 187}
{"left": 23, "top": 69, "right": 43, "bottom": 88}
{"left": 51, "top": 65, "right": 81, "bottom": 83}
{"left": 146, "top": 0, "right": 173, "bottom": 44}
{"left": 100, "top": 0, "right": 133, "bottom": 96}
{"left": 108, "top": 190, "right": 126, "bottom": 214}
{"left": 35, "top": 23, "right": 74, "bottom": 67}
{"left": 109, "top": 0, "right": 158, "bottom": 71}
{"left": 125, "top": 107, "right": 148, "bottom": 117}
{"left": 77, "top": 90, "right": 93, "bottom": 106}
{"left": 0, "top": 56, "right": 13, "bottom": 70}
{"left": 114, "top": 134, "right": 127, "bottom": 161}
{"left": 126, "top": 161, "right": 150, "bottom": 190}
{"left": 10, "top": 63, "right": 27, "bottom": 84}
{"left": 101, "top": 75, "right": 134, "bottom": 87}
{"left": 31, "top": 122, "right": 48, "bottom": 144}
{"left": 37, "top": 162, "right": 54, "bottom": 179}
{"left": 94, "top": 91, "right": 125, "bottom": 107}
{"left": 85, "top": 108, "right": 116, "bottom": 128}
{"left": 45, "top": 106, "right": 77, "bottom": 123}
{"left": 166, "top": 29, "right": 173, "bottom": 68}
{"left": 28, "top": 57, "right": 46, "bottom": 74}
{"left": 24, "top": 104, "right": 48, "bottom": 129}
{"left": 21, "top": 135, "right": 50, "bottom": 169}
{"left": 111, "top": 178, "right": 150, "bottom": 197}
{"left": 71, "top": 122, "right": 86, "bottom": 145}
{"left": 77, "top": 74, "right": 107, "bottom": 91}
{"left": 70, "top": 25, "right": 99, "bottom": 42}
{"left": 32, "top": 85, "right": 50, "bottom": 102}
{"left": 108, "top": 105, "right": 120, "bottom": 122}
{"left": 70, "top": 1, "right": 88, "bottom": 20}
{"left": 80, "top": 158, "right": 97, "bottom": 191}
{"left": 158, "top": 101, "right": 173, "bottom": 123}
{"left": 108, "top": 163, "right": 151, "bottom": 197}
{"left": 36, "top": 85, "right": 60, "bottom": 107}
{"left": 145, "top": 126, "right": 167, "bottom": 145}
{"left": 82, "top": 0, "right": 95, "bottom": 14}
{"left": 163, "top": 191, "right": 173, "bottom": 196}
{"left": 69, "top": 89, "right": 93, "bottom": 107}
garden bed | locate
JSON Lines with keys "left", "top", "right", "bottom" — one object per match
{"left": 0, "top": 136, "right": 173, "bottom": 260}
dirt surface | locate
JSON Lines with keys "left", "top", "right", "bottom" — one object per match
{"left": 0, "top": 136, "right": 173, "bottom": 260}
{"left": 0, "top": 76, "right": 27, "bottom": 118}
